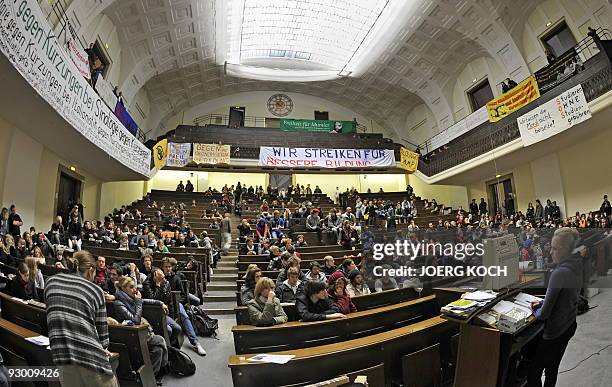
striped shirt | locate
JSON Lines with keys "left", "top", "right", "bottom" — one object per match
{"left": 44, "top": 273, "right": 112, "bottom": 375}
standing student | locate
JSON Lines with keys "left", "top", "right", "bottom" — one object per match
{"left": 527, "top": 228, "right": 583, "bottom": 387}
{"left": 8, "top": 204, "right": 23, "bottom": 241}
{"left": 44, "top": 251, "right": 119, "bottom": 387}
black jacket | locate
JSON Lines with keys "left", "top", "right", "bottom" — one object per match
{"left": 9, "top": 275, "right": 38, "bottom": 301}
{"left": 142, "top": 275, "right": 172, "bottom": 306}
{"left": 295, "top": 293, "right": 339, "bottom": 322}
{"left": 276, "top": 281, "right": 304, "bottom": 303}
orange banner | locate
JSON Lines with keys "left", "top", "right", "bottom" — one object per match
{"left": 487, "top": 76, "right": 540, "bottom": 122}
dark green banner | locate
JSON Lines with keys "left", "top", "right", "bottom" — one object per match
{"left": 280, "top": 119, "right": 355, "bottom": 133}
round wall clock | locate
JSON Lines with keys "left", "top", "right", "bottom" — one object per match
{"left": 267, "top": 94, "right": 293, "bottom": 117}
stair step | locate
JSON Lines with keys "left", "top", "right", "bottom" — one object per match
{"left": 211, "top": 275, "right": 238, "bottom": 283}
{"left": 203, "top": 308, "right": 235, "bottom": 315}
{"left": 217, "top": 261, "right": 236, "bottom": 268}
{"left": 203, "top": 294, "right": 236, "bottom": 302}
{"left": 214, "top": 267, "right": 238, "bottom": 273}
{"left": 207, "top": 283, "right": 236, "bottom": 291}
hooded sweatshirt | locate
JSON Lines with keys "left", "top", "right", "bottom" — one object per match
{"left": 535, "top": 255, "right": 583, "bottom": 339}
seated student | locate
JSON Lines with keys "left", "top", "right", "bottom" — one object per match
{"left": 374, "top": 265, "right": 399, "bottom": 292}
{"left": 296, "top": 280, "right": 345, "bottom": 322}
{"left": 321, "top": 255, "right": 337, "bottom": 277}
{"left": 13, "top": 237, "right": 29, "bottom": 261}
{"left": 346, "top": 269, "right": 371, "bottom": 297}
{"left": 113, "top": 277, "right": 168, "bottom": 383}
{"left": 67, "top": 213, "right": 82, "bottom": 251}
{"left": 294, "top": 234, "right": 308, "bottom": 247}
{"left": 54, "top": 248, "right": 75, "bottom": 271}
{"left": 327, "top": 274, "right": 357, "bottom": 315}
{"left": 339, "top": 221, "right": 359, "bottom": 248}
{"left": 268, "top": 250, "right": 288, "bottom": 271}
{"left": 270, "top": 211, "right": 286, "bottom": 241}
{"left": 176, "top": 181, "right": 185, "bottom": 192}
{"left": 49, "top": 216, "right": 65, "bottom": 245}
{"left": 247, "top": 277, "right": 288, "bottom": 326}
{"left": 306, "top": 209, "right": 323, "bottom": 243}
{"left": 305, "top": 261, "right": 326, "bottom": 282}
{"left": 9, "top": 262, "right": 38, "bottom": 300}
{"left": 161, "top": 257, "right": 200, "bottom": 306}
{"left": 240, "top": 238, "right": 259, "bottom": 255}
{"left": 255, "top": 218, "right": 271, "bottom": 242}
{"left": 276, "top": 267, "right": 305, "bottom": 303}
{"left": 275, "top": 256, "right": 305, "bottom": 285}
{"left": 338, "top": 258, "right": 357, "bottom": 277}
{"left": 155, "top": 239, "right": 169, "bottom": 253}
{"left": 237, "top": 219, "right": 253, "bottom": 243}
{"left": 325, "top": 210, "right": 342, "bottom": 244}
{"left": 117, "top": 233, "right": 130, "bottom": 251}
{"left": 142, "top": 268, "right": 206, "bottom": 356}
{"left": 241, "top": 267, "right": 262, "bottom": 305}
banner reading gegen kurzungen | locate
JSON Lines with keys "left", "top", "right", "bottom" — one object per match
{"left": 193, "top": 143, "right": 230, "bottom": 165}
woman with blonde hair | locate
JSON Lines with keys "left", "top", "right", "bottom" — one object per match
{"left": 25, "top": 256, "right": 45, "bottom": 289}
{"left": 247, "top": 277, "right": 288, "bottom": 326}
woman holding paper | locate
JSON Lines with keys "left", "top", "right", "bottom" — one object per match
{"left": 527, "top": 227, "right": 582, "bottom": 387}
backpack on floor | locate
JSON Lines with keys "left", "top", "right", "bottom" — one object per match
{"left": 187, "top": 305, "right": 219, "bottom": 338}
{"left": 167, "top": 346, "right": 196, "bottom": 376}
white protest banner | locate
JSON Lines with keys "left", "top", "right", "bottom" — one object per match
{"left": 517, "top": 84, "right": 591, "bottom": 147}
{"left": 94, "top": 74, "right": 117, "bottom": 110}
{"left": 258, "top": 147, "right": 395, "bottom": 168}
{"left": 428, "top": 106, "right": 488, "bottom": 151}
{"left": 0, "top": 0, "right": 150, "bottom": 176}
{"left": 192, "top": 143, "right": 230, "bottom": 165}
{"left": 67, "top": 39, "right": 89, "bottom": 79}
{"left": 167, "top": 142, "right": 191, "bottom": 167}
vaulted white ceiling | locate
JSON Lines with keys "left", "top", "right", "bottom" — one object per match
{"left": 82, "top": 0, "right": 541, "bottom": 140}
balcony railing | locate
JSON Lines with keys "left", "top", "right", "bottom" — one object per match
{"left": 417, "top": 51, "right": 612, "bottom": 176}
{"left": 192, "top": 113, "right": 370, "bottom": 133}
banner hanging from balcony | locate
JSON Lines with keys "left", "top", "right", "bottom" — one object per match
{"left": 534, "top": 48, "right": 582, "bottom": 94}
{"left": 487, "top": 76, "right": 540, "bottom": 122}
{"left": 67, "top": 39, "right": 90, "bottom": 79}
{"left": 0, "top": 0, "right": 150, "bottom": 176}
{"left": 94, "top": 74, "right": 118, "bottom": 111}
{"left": 192, "top": 143, "right": 230, "bottom": 165}
{"left": 279, "top": 119, "right": 355, "bottom": 133}
{"left": 167, "top": 142, "right": 191, "bottom": 167}
{"left": 517, "top": 84, "right": 591, "bottom": 146}
{"left": 152, "top": 138, "right": 168, "bottom": 169}
{"left": 398, "top": 147, "right": 419, "bottom": 172}
{"left": 258, "top": 147, "right": 395, "bottom": 168}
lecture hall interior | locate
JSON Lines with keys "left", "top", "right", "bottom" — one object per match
{"left": 1, "top": 0, "right": 612, "bottom": 386}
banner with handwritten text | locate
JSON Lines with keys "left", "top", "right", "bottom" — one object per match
{"left": 517, "top": 84, "right": 591, "bottom": 146}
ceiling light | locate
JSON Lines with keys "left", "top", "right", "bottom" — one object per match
{"left": 472, "top": 78, "right": 477, "bottom": 83}
{"left": 70, "top": 166, "right": 76, "bottom": 171}
{"left": 495, "top": 174, "right": 501, "bottom": 178}
{"left": 546, "top": 21, "right": 552, "bottom": 27}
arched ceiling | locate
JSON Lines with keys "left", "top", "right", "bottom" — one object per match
{"left": 95, "top": 0, "right": 541, "bottom": 140}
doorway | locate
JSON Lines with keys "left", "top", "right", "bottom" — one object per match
{"left": 56, "top": 170, "right": 83, "bottom": 225}
{"left": 487, "top": 175, "right": 516, "bottom": 216}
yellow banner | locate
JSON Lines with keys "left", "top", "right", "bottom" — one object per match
{"left": 152, "top": 138, "right": 168, "bottom": 169}
{"left": 192, "top": 143, "right": 230, "bottom": 165}
{"left": 487, "top": 76, "right": 540, "bottom": 122}
{"left": 399, "top": 147, "right": 419, "bottom": 172}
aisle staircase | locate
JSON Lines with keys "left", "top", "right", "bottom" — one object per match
{"left": 201, "top": 213, "right": 242, "bottom": 316}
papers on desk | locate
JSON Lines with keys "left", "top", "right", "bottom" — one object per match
{"left": 514, "top": 292, "right": 543, "bottom": 309}
{"left": 25, "top": 335, "right": 50, "bottom": 346}
{"left": 476, "top": 293, "right": 540, "bottom": 333}
{"left": 11, "top": 297, "right": 28, "bottom": 304}
{"left": 441, "top": 290, "right": 497, "bottom": 318}
{"left": 247, "top": 354, "right": 295, "bottom": 364}
{"left": 463, "top": 290, "right": 497, "bottom": 302}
